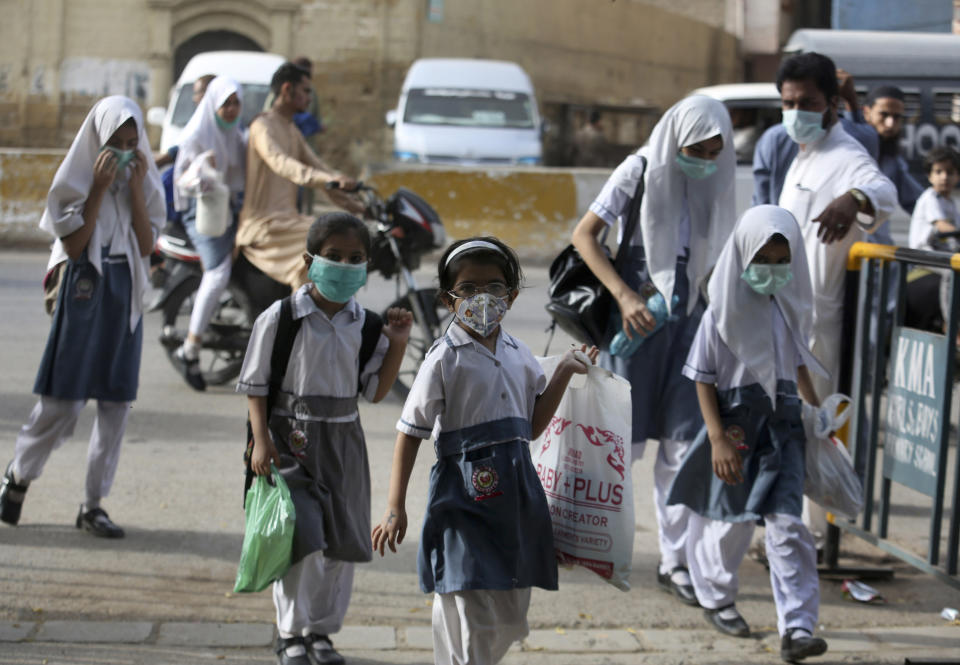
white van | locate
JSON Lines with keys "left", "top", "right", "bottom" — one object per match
{"left": 147, "top": 51, "right": 286, "bottom": 153}
{"left": 386, "top": 58, "right": 543, "bottom": 165}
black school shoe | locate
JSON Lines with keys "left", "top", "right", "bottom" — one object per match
{"left": 276, "top": 636, "right": 312, "bottom": 665}
{"left": 704, "top": 604, "right": 750, "bottom": 638}
{"left": 76, "top": 506, "right": 125, "bottom": 538}
{"left": 307, "top": 634, "right": 345, "bottom": 665}
{"left": 0, "top": 462, "right": 28, "bottom": 526}
{"left": 172, "top": 347, "right": 207, "bottom": 392}
{"left": 780, "top": 628, "right": 827, "bottom": 662}
{"left": 656, "top": 564, "right": 699, "bottom": 606}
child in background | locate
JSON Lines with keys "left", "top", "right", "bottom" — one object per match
{"left": 372, "top": 237, "right": 597, "bottom": 665}
{"left": 667, "top": 206, "right": 830, "bottom": 663}
{"left": 239, "top": 212, "right": 412, "bottom": 665}
{"left": 906, "top": 146, "right": 960, "bottom": 331}
{"left": 0, "top": 96, "right": 165, "bottom": 537}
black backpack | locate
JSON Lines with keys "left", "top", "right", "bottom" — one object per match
{"left": 242, "top": 297, "right": 383, "bottom": 503}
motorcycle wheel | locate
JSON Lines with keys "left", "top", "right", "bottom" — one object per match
{"left": 384, "top": 287, "right": 453, "bottom": 399}
{"left": 160, "top": 276, "right": 256, "bottom": 387}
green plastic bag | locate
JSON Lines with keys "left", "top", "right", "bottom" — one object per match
{"left": 234, "top": 463, "right": 296, "bottom": 593}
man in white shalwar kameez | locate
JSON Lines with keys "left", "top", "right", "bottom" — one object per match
{"left": 776, "top": 52, "right": 897, "bottom": 550}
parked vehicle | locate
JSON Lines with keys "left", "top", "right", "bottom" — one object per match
{"left": 146, "top": 51, "right": 286, "bottom": 153}
{"left": 386, "top": 58, "right": 543, "bottom": 166}
{"left": 150, "top": 184, "right": 449, "bottom": 397}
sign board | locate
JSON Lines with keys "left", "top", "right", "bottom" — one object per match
{"left": 882, "top": 327, "right": 948, "bottom": 496}
{"left": 427, "top": 0, "right": 443, "bottom": 23}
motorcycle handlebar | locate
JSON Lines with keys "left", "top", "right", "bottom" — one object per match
{"left": 324, "top": 180, "right": 365, "bottom": 193}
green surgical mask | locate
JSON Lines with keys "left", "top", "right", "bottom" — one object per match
{"left": 216, "top": 115, "right": 240, "bottom": 131}
{"left": 675, "top": 152, "right": 718, "bottom": 180}
{"left": 741, "top": 263, "right": 792, "bottom": 296}
{"left": 103, "top": 146, "right": 135, "bottom": 171}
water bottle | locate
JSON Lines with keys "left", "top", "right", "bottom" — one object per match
{"left": 609, "top": 283, "right": 678, "bottom": 358}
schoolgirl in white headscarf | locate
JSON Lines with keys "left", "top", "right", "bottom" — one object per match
{"left": 667, "top": 205, "right": 830, "bottom": 656}
{"left": 0, "top": 96, "right": 165, "bottom": 539}
{"left": 169, "top": 76, "right": 246, "bottom": 391}
{"left": 570, "top": 94, "right": 736, "bottom": 606}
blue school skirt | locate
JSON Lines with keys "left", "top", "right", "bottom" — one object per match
{"left": 181, "top": 198, "right": 238, "bottom": 270}
{"left": 34, "top": 247, "right": 142, "bottom": 402}
{"left": 418, "top": 417, "right": 558, "bottom": 594}
{"left": 599, "top": 247, "right": 704, "bottom": 444}
{"left": 666, "top": 381, "right": 806, "bottom": 522}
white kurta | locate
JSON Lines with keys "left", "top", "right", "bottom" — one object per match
{"left": 778, "top": 122, "right": 896, "bottom": 395}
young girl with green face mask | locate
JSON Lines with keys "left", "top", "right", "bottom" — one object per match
{"left": 239, "top": 211, "right": 413, "bottom": 665}
{"left": 667, "top": 205, "right": 832, "bottom": 661}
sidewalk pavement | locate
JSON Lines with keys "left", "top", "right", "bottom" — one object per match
{"left": 2, "top": 620, "right": 960, "bottom": 664}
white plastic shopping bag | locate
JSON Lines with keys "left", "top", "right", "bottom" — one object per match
{"left": 175, "top": 150, "right": 229, "bottom": 237}
{"left": 531, "top": 355, "right": 633, "bottom": 590}
{"left": 802, "top": 394, "right": 863, "bottom": 520}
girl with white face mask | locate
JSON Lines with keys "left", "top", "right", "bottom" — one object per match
{"left": 170, "top": 76, "right": 246, "bottom": 391}
{"left": 667, "top": 205, "right": 831, "bottom": 662}
{"left": 570, "top": 94, "right": 736, "bottom": 607}
{"left": 0, "top": 96, "right": 165, "bottom": 538}
{"left": 372, "top": 237, "right": 597, "bottom": 665}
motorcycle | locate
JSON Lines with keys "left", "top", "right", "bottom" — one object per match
{"left": 150, "top": 183, "right": 450, "bottom": 398}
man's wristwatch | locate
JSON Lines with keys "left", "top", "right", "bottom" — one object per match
{"left": 848, "top": 188, "right": 869, "bottom": 213}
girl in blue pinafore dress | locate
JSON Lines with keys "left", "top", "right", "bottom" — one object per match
{"left": 666, "top": 205, "right": 831, "bottom": 662}
{"left": 570, "top": 95, "right": 737, "bottom": 604}
{"left": 0, "top": 97, "right": 166, "bottom": 537}
{"left": 171, "top": 76, "right": 246, "bottom": 391}
{"left": 372, "top": 237, "right": 597, "bottom": 665}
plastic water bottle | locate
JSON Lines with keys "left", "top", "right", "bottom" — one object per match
{"left": 609, "top": 284, "right": 678, "bottom": 358}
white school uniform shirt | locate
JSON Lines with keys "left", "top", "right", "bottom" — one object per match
{"left": 683, "top": 304, "right": 805, "bottom": 392}
{"left": 589, "top": 154, "right": 691, "bottom": 254}
{"left": 236, "top": 284, "right": 389, "bottom": 405}
{"left": 778, "top": 122, "right": 897, "bottom": 330}
{"left": 396, "top": 323, "right": 546, "bottom": 443}
{"left": 908, "top": 187, "right": 959, "bottom": 250}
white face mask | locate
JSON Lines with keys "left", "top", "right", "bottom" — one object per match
{"left": 454, "top": 292, "right": 508, "bottom": 337}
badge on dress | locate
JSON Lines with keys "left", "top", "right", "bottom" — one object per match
{"left": 288, "top": 428, "right": 309, "bottom": 460}
{"left": 726, "top": 425, "right": 748, "bottom": 451}
{"left": 74, "top": 276, "right": 95, "bottom": 300}
{"left": 471, "top": 465, "right": 503, "bottom": 501}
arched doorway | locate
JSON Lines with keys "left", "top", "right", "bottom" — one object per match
{"left": 173, "top": 31, "right": 263, "bottom": 81}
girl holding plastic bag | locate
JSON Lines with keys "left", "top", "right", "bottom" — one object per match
{"left": 570, "top": 95, "right": 736, "bottom": 606}
{"left": 667, "top": 205, "right": 830, "bottom": 662}
{"left": 171, "top": 76, "right": 246, "bottom": 390}
{"left": 372, "top": 237, "right": 597, "bottom": 665}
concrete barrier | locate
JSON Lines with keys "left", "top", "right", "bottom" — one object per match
{"left": 0, "top": 149, "right": 610, "bottom": 259}
{"left": 0, "top": 148, "right": 64, "bottom": 246}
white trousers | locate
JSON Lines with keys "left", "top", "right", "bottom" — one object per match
{"left": 687, "top": 512, "right": 819, "bottom": 636}
{"left": 432, "top": 588, "right": 531, "bottom": 665}
{"left": 12, "top": 396, "right": 129, "bottom": 507}
{"left": 273, "top": 552, "right": 354, "bottom": 638}
{"left": 188, "top": 254, "right": 232, "bottom": 338}
{"left": 653, "top": 438, "right": 694, "bottom": 573}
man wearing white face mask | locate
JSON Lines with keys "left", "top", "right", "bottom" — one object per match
{"left": 776, "top": 52, "right": 896, "bottom": 551}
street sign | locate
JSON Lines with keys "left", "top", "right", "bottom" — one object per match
{"left": 882, "top": 326, "right": 948, "bottom": 497}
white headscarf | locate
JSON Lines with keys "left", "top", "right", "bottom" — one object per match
{"left": 40, "top": 95, "right": 165, "bottom": 332}
{"left": 636, "top": 95, "right": 736, "bottom": 314}
{"left": 707, "top": 205, "right": 827, "bottom": 403}
{"left": 173, "top": 76, "right": 245, "bottom": 211}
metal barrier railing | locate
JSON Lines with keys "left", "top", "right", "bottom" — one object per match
{"left": 826, "top": 241, "right": 960, "bottom": 589}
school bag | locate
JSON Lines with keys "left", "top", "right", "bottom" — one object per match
{"left": 544, "top": 156, "right": 646, "bottom": 347}
{"left": 242, "top": 296, "right": 383, "bottom": 504}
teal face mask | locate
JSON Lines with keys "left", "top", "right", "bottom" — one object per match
{"left": 782, "top": 109, "right": 827, "bottom": 145}
{"left": 104, "top": 146, "right": 135, "bottom": 172}
{"left": 675, "top": 153, "right": 718, "bottom": 180}
{"left": 216, "top": 114, "right": 240, "bottom": 131}
{"left": 307, "top": 255, "right": 367, "bottom": 303}
{"left": 741, "top": 263, "right": 793, "bottom": 296}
